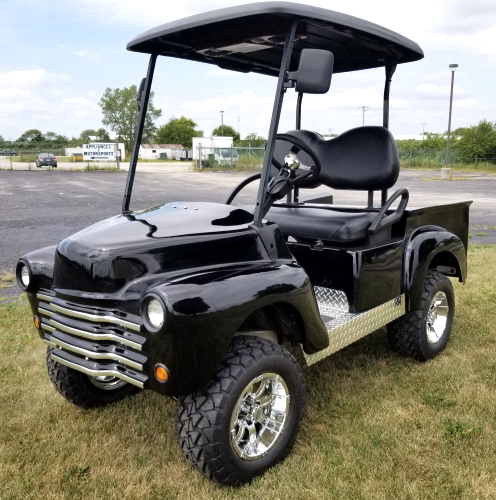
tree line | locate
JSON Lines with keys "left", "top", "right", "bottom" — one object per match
{"left": 2, "top": 83, "right": 495, "bottom": 158}
{"left": 393, "top": 120, "right": 496, "bottom": 159}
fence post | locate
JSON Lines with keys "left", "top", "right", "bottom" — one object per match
{"left": 409, "top": 147, "right": 412, "bottom": 167}
{"left": 115, "top": 142, "right": 120, "bottom": 170}
{"left": 199, "top": 145, "right": 202, "bottom": 170}
{"left": 475, "top": 157, "right": 478, "bottom": 169}
{"left": 231, "top": 146, "right": 233, "bottom": 168}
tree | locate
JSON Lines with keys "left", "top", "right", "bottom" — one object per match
{"left": 96, "top": 128, "right": 111, "bottom": 142}
{"left": 155, "top": 116, "right": 203, "bottom": 148}
{"left": 457, "top": 120, "right": 496, "bottom": 159}
{"left": 241, "top": 133, "right": 266, "bottom": 147}
{"left": 55, "top": 134, "right": 69, "bottom": 144}
{"left": 17, "top": 129, "right": 45, "bottom": 142}
{"left": 99, "top": 86, "right": 162, "bottom": 150}
{"left": 211, "top": 124, "right": 240, "bottom": 143}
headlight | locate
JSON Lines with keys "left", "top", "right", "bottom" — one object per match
{"left": 17, "top": 262, "right": 31, "bottom": 290}
{"left": 21, "top": 266, "right": 30, "bottom": 287}
{"left": 145, "top": 297, "right": 165, "bottom": 329}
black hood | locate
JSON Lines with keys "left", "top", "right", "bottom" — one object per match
{"left": 53, "top": 203, "right": 264, "bottom": 294}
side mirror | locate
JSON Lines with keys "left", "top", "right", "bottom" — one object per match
{"left": 287, "top": 49, "right": 334, "bottom": 94}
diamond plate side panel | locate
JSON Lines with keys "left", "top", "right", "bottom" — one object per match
{"left": 305, "top": 295, "right": 405, "bottom": 366}
{"left": 314, "top": 286, "right": 349, "bottom": 311}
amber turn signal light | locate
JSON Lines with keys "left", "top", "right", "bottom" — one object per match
{"left": 33, "top": 317, "right": 41, "bottom": 329}
{"left": 155, "top": 365, "right": 169, "bottom": 382}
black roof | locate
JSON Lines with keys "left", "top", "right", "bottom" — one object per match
{"left": 127, "top": 2, "right": 423, "bottom": 76}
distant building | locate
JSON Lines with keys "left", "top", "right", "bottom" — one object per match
{"left": 139, "top": 144, "right": 184, "bottom": 160}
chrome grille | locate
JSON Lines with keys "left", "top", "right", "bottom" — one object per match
{"left": 37, "top": 292, "right": 148, "bottom": 389}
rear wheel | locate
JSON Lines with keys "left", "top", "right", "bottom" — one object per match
{"left": 176, "top": 336, "right": 305, "bottom": 486}
{"left": 387, "top": 271, "right": 455, "bottom": 360}
{"left": 46, "top": 347, "right": 138, "bottom": 409}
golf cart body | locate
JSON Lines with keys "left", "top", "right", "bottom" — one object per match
{"left": 18, "top": 2, "right": 470, "bottom": 484}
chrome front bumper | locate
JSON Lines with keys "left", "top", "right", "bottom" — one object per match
{"left": 37, "top": 293, "right": 148, "bottom": 389}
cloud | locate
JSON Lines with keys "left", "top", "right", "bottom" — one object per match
{"left": 415, "top": 84, "right": 468, "bottom": 100}
{"left": 63, "top": 97, "right": 94, "bottom": 106}
{"left": 0, "top": 69, "right": 101, "bottom": 139}
{"left": 74, "top": 50, "right": 101, "bottom": 62}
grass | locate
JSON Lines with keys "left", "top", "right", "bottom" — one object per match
{"left": 0, "top": 271, "right": 15, "bottom": 290}
{"left": 1, "top": 245, "right": 496, "bottom": 499}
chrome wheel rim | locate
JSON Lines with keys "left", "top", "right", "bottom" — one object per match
{"left": 230, "top": 373, "right": 290, "bottom": 461}
{"left": 88, "top": 375, "right": 127, "bottom": 391}
{"left": 426, "top": 291, "right": 449, "bottom": 344}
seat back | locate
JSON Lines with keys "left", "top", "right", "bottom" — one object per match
{"left": 273, "top": 126, "right": 400, "bottom": 191}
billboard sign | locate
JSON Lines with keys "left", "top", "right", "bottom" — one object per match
{"left": 82, "top": 143, "right": 116, "bottom": 161}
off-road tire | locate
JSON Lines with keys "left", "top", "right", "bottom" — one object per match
{"left": 387, "top": 271, "right": 455, "bottom": 361}
{"left": 46, "top": 347, "right": 139, "bottom": 409}
{"left": 176, "top": 336, "right": 306, "bottom": 486}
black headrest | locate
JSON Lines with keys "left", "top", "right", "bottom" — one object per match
{"left": 273, "top": 126, "right": 400, "bottom": 191}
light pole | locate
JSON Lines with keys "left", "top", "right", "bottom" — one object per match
{"left": 443, "top": 64, "right": 458, "bottom": 180}
{"left": 220, "top": 111, "right": 224, "bottom": 136}
{"left": 358, "top": 105, "right": 369, "bottom": 126}
{"left": 238, "top": 117, "right": 240, "bottom": 137}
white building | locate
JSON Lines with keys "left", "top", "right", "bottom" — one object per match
{"left": 139, "top": 144, "right": 184, "bottom": 160}
{"left": 192, "top": 136, "right": 233, "bottom": 160}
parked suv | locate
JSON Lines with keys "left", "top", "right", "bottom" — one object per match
{"left": 36, "top": 153, "right": 57, "bottom": 168}
{"left": 0, "top": 150, "right": 18, "bottom": 156}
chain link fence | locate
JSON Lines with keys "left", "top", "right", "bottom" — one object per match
{"left": 0, "top": 149, "right": 122, "bottom": 171}
{"left": 195, "top": 146, "right": 265, "bottom": 170}
{"left": 194, "top": 146, "right": 496, "bottom": 172}
{"left": 398, "top": 148, "right": 496, "bottom": 170}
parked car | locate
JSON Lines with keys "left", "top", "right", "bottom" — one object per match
{"left": 17, "top": 2, "right": 471, "bottom": 487}
{"left": 0, "top": 150, "right": 18, "bottom": 156}
{"left": 36, "top": 153, "right": 57, "bottom": 168}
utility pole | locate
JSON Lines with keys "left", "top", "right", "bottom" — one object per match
{"left": 358, "top": 106, "right": 369, "bottom": 126}
{"left": 422, "top": 123, "right": 427, "bottom": 140}
{"left": 443, "top": 64, "right": 458, "bottom": 180}
{"left": 238, "top": 117, "right": 240, "bottom": 137}
{"left": 220, "top": 111, "right": 224, "bottom": 136}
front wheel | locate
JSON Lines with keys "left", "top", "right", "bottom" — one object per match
{"left": 387, "top": 271, "right": 455, "bottom": 361}
{"left": 176, "top": 336, "right": 306, "bottom": 486}
{"left": 46, "top": 347, "right": 139, "bottom": 409}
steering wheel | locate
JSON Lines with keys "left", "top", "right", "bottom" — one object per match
{"left": 271, "top": 133, "right": 321, "bottom": 186}
{"left": 225, "top": 133, "right": 321, "bottom": 205}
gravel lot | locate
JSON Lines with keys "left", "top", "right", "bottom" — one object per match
{"left": 1, "top": 165, "right": 495, "bottom": 299}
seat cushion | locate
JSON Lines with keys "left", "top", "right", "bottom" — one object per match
{"left": 264, "top": 206, "right": 378, "bottom": 243}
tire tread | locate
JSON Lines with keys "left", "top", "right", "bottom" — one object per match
{"left": 175, "top": 336, "right": 304, "bottom": 486}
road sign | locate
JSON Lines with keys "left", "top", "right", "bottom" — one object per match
{"left": 82, "top": 143, "right": 116, "bottom": 161}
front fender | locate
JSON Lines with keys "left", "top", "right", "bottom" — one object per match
{"left": 144, "top": 262, "right": 328, "bottom": 396}
{"left": 405, "top": 227, "right": 466, "bottom": 310}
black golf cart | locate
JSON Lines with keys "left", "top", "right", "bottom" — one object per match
{"left": 17, "top": 2, "right": 471, "bottom": 486}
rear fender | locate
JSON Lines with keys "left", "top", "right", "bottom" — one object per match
{"left": 404, "top": 227, "right": 466, "bottom": 310}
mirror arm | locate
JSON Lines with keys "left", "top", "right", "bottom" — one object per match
{"left": 296, "top": 92, "right": 303, "bottom": 130}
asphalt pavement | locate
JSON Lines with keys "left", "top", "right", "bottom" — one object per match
{"left": 1, "top": 165, "right": 495, "bottom": 299}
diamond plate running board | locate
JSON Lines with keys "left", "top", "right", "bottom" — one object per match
{"left": 304, "top": 287, "right": 405, "bottom": 366}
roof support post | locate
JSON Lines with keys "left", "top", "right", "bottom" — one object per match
{"left": 122, "top": 54, "right": 158, "bottom": 214}
{"left": 253, "top": 19, "right": 299, "bottom": 227}
{"left": 382, "top": 58, "right": 397, "bottom": 130}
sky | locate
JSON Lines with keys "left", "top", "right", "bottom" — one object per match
{"left": 1, "top": 0, "right": 496, "bottom": 141}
